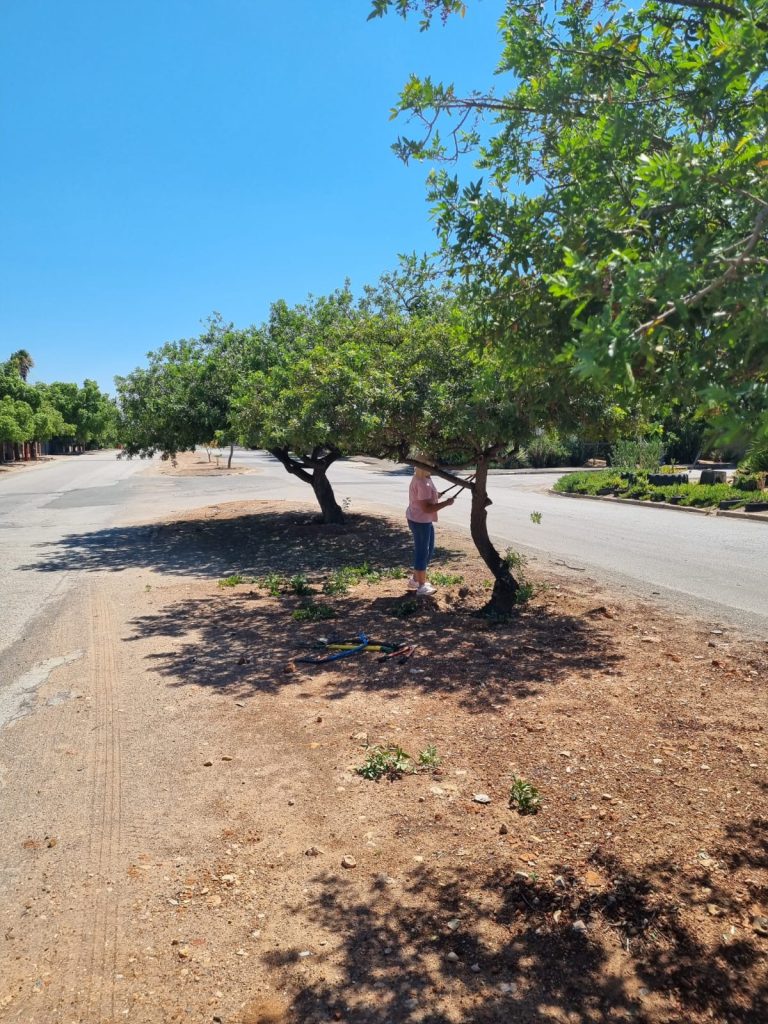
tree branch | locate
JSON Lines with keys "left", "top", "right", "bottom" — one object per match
{"left": 633, "top": 204, "right": 768, "bottom": 338}
{"left": 269, "top": 446, "right": 314, "bottom": 485}
{"left": 662, "top": 0, "right": 747, "bottom": 19}
{"left": 406, "top": 458, "right": 478, "bottom": 494}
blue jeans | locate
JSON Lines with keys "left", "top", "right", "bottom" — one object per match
{"left": 408, "top": 520, "right": 435, "bottom": 572}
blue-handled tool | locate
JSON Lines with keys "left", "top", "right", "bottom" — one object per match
{"left": 296, "top": 632, "right": 369, "bottom": 665}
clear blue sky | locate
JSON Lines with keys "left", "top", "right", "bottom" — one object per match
{"left": 0, "top": 0, "right": 501, "bottom": 394}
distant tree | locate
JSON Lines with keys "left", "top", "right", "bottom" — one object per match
{"left": 44, "top": 380, "right": 118, "bottom": 448}
{"left": 0, "top": 396, "right": 30, "bottom": 458}
{"left": 4, "top": 349, "right": 34, "bottom": 382}
{"left": 0, "top": 369, "right": 74, "bottom": 459}
{"left": 115, "top": 318, "right": 269, "bottom": 466}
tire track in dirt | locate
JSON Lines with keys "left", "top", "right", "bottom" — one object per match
{"left": 64, "top": 580, "right": 124, "bottom": 1023}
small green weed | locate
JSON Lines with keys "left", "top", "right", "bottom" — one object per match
{"left": 357, "top": 743, "right": 441, "bottom": 780}
{"left": 356, "top": 745, "right": 414, "bottom": 781}
{"left": 218, "top": 574, "right": 248, "bottom": 588}
{"left": 258, "top": 572, "right": 286, "bottom": 597}
{"left": 291, "top": 602, "right": 336, "bottom": 622}
{"left": 514, "top": 581, "right": 536, "bottom": 605}
{"left": 289, "top": 573, "right": 312, "bottom": 596}
{"left": 323, "top": 562, "right": 382, "bottom": 596}
{"left": 391, "top": 598, "right": 419, "bottom": 618}
{"left": 418, "top": 745, "right": 441, "bottom": 768}
{"left": 530, "top": 511, "right": 543, "bottom": 525}
{"left": 429, "top": 571, "right": 464, "bottom": 586}
{"left": 382, "top": 567, "right": 407, "bottom": 580}
{"left": 503, "top": 547, "right": 527, "bottom": 571}
{"left": 509, "top": 776, "right": 541, "bottom": 815}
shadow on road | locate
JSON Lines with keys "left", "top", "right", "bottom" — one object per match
{"left": 20, "top": 506, "right": 429, "bottom": 579}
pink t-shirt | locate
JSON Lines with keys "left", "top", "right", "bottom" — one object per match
{"left": 407, "top": 475, "right": 439, "bottom": 523}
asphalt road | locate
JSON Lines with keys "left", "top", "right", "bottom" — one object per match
{"left": 1, "top": 449, "right": 766, "bottom": 678}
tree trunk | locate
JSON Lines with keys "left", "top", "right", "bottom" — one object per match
{"left": 268, "top": 447, "right": 345, "bottom": 525}
{"left": 469, "top": 457, "right": 521, "bottom": 614}
{"left": 227, "top": 443, "right": 234, "bottom": 469}
{"left": 311, "top": 463, "right": 345, "bottom": 524}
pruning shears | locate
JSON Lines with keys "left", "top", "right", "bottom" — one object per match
{"left": 295, "top": 633, "right": 370, "bottom": 665}
{"left": 376, "top": 643, "right": 416, "bottom": 664}
{"left": 438, "top": 472, "right": 476, "bottom": 499}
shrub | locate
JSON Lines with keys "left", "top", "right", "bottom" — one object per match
{"left": 554, "top": 470, "right": 623, "bottom": 495}
{"left": 734, "top": 472, "right": 766, "bottom": 492}
{"left": 555, "top": 472, "right": 755, "bottom": 508}
{"left": 742, "top": 438, "right": 768, "bottom": 473}
{"left": 610, "top": 437, "right": 665, "bottom": 472}
{"left": 525, "top": 429, "right": 570, "bottom": 468}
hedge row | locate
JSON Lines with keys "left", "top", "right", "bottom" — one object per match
{"left": 553, "top": 470, "right": 761, "bottom": 508}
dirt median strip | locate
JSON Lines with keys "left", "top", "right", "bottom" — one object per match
{"left": 1, "top": 499, "right": 765, "bottom": 1024}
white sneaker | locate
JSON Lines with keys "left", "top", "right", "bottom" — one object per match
{"left": 416, "top": 582, "right": 436, "bottom": 596}
{"left": 406, "top": 576, "right": 419, "bottom": 591}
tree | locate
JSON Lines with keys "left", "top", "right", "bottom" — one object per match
{"left": 115, "top": 318, "right": 263, "bottom": 465}
{"left": 372, "top": 0, "right": 768, "bottom": 445}
{"left": 43, "top": 380, "right": 119, "bottom": 449}
{"left": 0, "top": 396, "right": 29, "bottom": 459}
{"left": 3, "top": 349, "right": 34, "bottom": 382}
{"left": 0, "top": 367, "right": 75, "bottom": 460}
{"left": 234, "top": 290, "right": 393, "bottom": 524}
{"left": 366, "top": 297, "right": 621, "bottom": 612}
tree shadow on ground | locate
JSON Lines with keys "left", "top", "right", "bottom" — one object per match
{"left": 128, "top": 586, "right": 619, "bottom": 712}
{"left": 98, "top": 504, "right": 623, "bottom": 712}
{"left": 20, "top": 506, "right": 441, "bottom": 579}
{"left": 259, "top": 832, "right": 767, "bottom": 1024}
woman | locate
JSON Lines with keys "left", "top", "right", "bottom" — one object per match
{"left": 406, "top": 462, "right": 455, "bottom": 595}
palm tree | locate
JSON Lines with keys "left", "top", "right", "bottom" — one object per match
{"left": 6, "top": 349, "right": 34, "bottom": 381}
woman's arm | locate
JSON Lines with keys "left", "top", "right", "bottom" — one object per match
{"left": 418, "top": 496, "right": 455, "bottom": 513}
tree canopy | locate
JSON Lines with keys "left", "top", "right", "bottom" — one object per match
{"left": 372, "top": 0, "right": 768, "bottom": 445}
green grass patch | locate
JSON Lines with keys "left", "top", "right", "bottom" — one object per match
{"left": 323, "top": 562, "right": 383, "bottom": 595}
